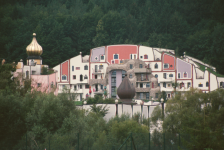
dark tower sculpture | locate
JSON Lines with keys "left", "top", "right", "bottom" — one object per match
{"left": 117, "top": 74, "right": 136, "bottom": 104}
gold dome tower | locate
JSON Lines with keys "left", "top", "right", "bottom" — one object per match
{"left": 26, "top": 33, "right": 43, "bottom": 65}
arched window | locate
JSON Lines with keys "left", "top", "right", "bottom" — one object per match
{"left": 84, "top": 65, "right": 88, "bottom": 70}
{"left": 62, "top": 75, "right": 67, "bottom": 80}
{"left": 164, "top": 63, "right": 169, "bottom": 68}
{"left": 184, "top": 72, "right": 187, "bottom": 78}
{"left": 114, "top": 54, "right": 118, "bottom": 59}
{"left": 80, "top": 74, "right": 83, "bottom": 81}
{"left": 155, "top": 63, "right": 158, "bottom": 69}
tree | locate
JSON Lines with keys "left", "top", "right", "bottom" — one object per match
{"left": 151, "top": 88, "right": 224, "bottom": 149}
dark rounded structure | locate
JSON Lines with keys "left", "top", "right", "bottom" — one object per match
{"left": 117, "top": 74, "right": 136, "bottom": 104}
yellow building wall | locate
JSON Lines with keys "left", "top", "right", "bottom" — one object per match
{"left": 35, "top": 59, "right": 41, "bottom": 65}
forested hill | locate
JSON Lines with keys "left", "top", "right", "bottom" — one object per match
{"left": 1, "top": 0, "right": 224, "bottom": 74}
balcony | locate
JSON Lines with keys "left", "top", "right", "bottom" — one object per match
{"left": 92, "top": 69, "right": 104, "bottom": 74}
{"left": 134, "top": 68, "right": 151, "bottom": 73}
{"left": 136, "top": 78, "right": 150, "bottom": 82}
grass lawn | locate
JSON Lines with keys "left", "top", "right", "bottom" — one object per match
{"left": 75, "top": 101, "right": 83, "bottom": 106}
{"left": 196, "top": 62, "right": 224, "bottom": 77}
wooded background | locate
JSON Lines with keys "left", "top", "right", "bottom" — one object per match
{"left": 1, "top": 0, "right": 224, "bottom": 74}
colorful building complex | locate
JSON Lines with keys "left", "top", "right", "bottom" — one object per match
{"left": 15, "top": 34, "right": 224, "bottom": 101}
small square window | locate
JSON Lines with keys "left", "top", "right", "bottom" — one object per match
{"left": 62, "top": 75, "right": 67, "bottom": 80}
{"left": 199, "top": 84, "right": 203, "bottom": 87}
{"left": 73, "top": 75, "right": 76, "bottom": 79}
{"left": 99, "top": 65, "right": 103, "bottom": 69}
{"left": 129, "top": 74, "right": 132, "bottom": 78}
{"left": 168, "top": 84, "right": 171, "bottom": 87}
{"left": 130, "top": 64, "right": 133, "bottom": 69}
{"left": 140, "top": 56, "right": 143, "bottom": 58}
{"left": 169, "top": 74, "right": 173, "bottom": 77}
{"left": 84, "top": 65, "right": 88, "bottom": 70}
{"left": 76, "top": 67, "right": 80, "bottom": 70}
{"left": 155, "top": 74, "right": 158, "bottom": 78}
{"left": 84, "top": 75, "right": 88, "bottom": 79}
{"left": 101, "top": 55, "right": 104, "bottom": 60}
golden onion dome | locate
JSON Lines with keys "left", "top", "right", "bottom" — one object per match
{"left": 26, "top": 33, "right": 43, "bottom": 56}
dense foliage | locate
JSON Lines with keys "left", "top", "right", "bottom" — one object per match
{"left": 0, "top": 63, "right": 148, "bottom": 149}
{"left": 151, "top": 89, "right": 224, "bottom": 149}
{"left": 1, "top": 0, "right": 224, "bottom": 74}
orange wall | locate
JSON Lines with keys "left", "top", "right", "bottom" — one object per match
{"left": 163, "top": 54, "right": 175, "bottom": 70}
{"left": 107, "top": 45, "right": 137, "bottom": 64}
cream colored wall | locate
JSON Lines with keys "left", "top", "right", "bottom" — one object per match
{"left": 139, "top": 46, "right": 154, "bottom": 61}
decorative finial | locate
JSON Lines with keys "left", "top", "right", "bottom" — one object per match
{"left": 80, "top": 52, "right": 82, "bottom": 55}
{"left": 205, "top": 67, "right": 207, "bottom": 70}
{"left": 33, "top": 33, "right": 36, "bottom": 36}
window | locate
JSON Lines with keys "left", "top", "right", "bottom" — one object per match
{"left": 73, "top": 75, "right": 76, "bottom": 79}
{"left": 76, "top": 67, "right": 80, "bottom": 70}
{"left": 155, "top": 74, "right": 158, "bottom": 78}
{"left": 146, "top": 93, "right": 150, "bottom": 100}
{"left": 164, "top": 63, "right": 169, "bottom": 68}
{"left": 114, "top": 54, "right": 118, "bottom": 59}
{"left": 184, "top": 72, "right": 187, "bottom": 78}
{"left": 146, "top": 83, "right": 150, "bottom": 87}
{"left": 158, "top": 83, "right": 160, "bottom": 87}
{"left": 129, "top": 74, "right": 132, "bottom": 78}
{"left": 80, "top": 74, "right": 83, "bottom": 81}
{"left": 101, "top": 85, "right": 103, "bottom": 90}
{"left": 122, "top": 70, "right": 126, "bottom": 80}
{"left": 187, "top": 82, "right": 191, "bottom": 88}
{"left": 80, "top": 85, "right": 82, "bottom": 89}
{"left": 163, "top": 82, "right": 166, "bottom": 88}
{"left": 37, "top": 83, "right": 41, "bottom": 87}
{"left": 95, "top": 57, "right": 98, "bottom": 60}
{"left": 141, "top": 74, "right": 144, "bottom": 81}
{"left": 99, "top": 65, "right": 103, "bottom": 69}
{"left": 130, "top": 54, "right": 132, "bottom": 59}
{"left": 140, "top": 83, "right": 143, "bottom": 88}
{"left": 95, "top": 65, "right": 98, "bottom": 72}
{"left": 168, "top": 94, "right": 170, "bottom": 98}
{"left": 120, "top": 60, "right": 123, "bottom": 63}
{"left": 206, "top": 82, "right": 209, "bottom": 87}
{"left": 155, "top": 93, "right": 158, "bottom": 98}
{"left": 130, "top": 64, "right": 133, "bottom": 69}
{"left": 112, "top": 71, "right": 116, "bottom": 75}
{"left": 170, "top": 65, "right": 173, "bottom": 67}
{"left": 144, "top": 55, "right": 148, "bottom": 59}
{"left": 220, "top": 82, "right": 223, "bottom": 88}
{"left": 169, "top": 74, "right": 173, "bottom": 77}
{"left": 112, "top": 60, "right": 114, "bottom": 64}
{"left": 140, "top": 93, "right": 143, "bottom": 99}
{"left": 101, "top": 55, "right": 104, "bottom": 60}
{"left": 163, "top": 73, "right": 167, "bottom": 79}
{"left": 85, "top": 84, "right": 89, "bottom": 89}
{"left": 95, "top": 84, "right": 98, "bottom": 92}
{"left": 26, "top": 71, "right": 29, "bottom": 79}
{"left": 84, "top": 75, "right": 88, "bottom": 79}
{"left": 180, "top": 83, "right": 184, "bottom": 88}
{"left": 74, "top": 85, "right": 77, "bottom": 90}
{"left": 140, "top": 56, "right": 143, "bottom": 59}
{"left": 139, "top": 64, "right": 143, "bottom": 68}
{"left": 95, "top": 75, "right": 97, "bottom": 79}
{"left": 168, "top": 84, "right": 171, "bottom": 87}
{"left": 178, "top": 73, "right": 180, "bottom": 79}
{"left": 154, "top": 63, "right": 158, "bottom": 69}
{"left": 198, "top": 83, "right": 203, "bottom": 87}
{"left": 84, "top": 65, "right": 88, "bottom": 70}
{"left": 62, "top": 75, "right": 67, "bottom": 80}
{"left": 72, "top": 66, "right": 74, "bottom": 71}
